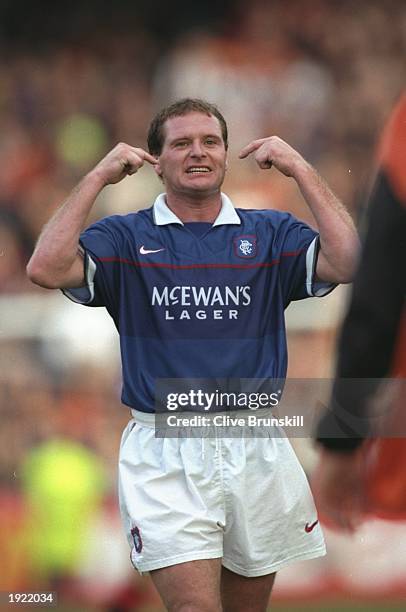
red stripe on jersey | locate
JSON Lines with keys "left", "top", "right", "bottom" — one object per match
{"left": 98, "top": 249, "right": 305, "bottom": 270}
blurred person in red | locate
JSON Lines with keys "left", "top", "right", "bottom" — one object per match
{"left": 315, "top": 92, "right": 406, "bottom": 529}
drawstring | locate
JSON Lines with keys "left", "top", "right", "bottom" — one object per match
{"left": 201, "top": 436, "right": 220, "bottom": 460}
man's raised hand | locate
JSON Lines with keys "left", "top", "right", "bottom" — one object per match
{"left": 239, "top": 136, "right": 307, "bottom": 178}
{"left": 92, "top": 143, "right": 158, "bottom": 186}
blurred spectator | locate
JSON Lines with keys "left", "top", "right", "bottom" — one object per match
{"left": 20, "top": 437, "right": 106, "bottom": 590}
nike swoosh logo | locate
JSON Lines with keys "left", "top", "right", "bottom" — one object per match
{"left": 140, "top": 245, "right": 165, "bottom": 255}
{"left": 305, "top": 520, "right": 319, "bottom": 533}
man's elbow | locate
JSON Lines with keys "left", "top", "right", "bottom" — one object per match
{"left": 317, "top": 255, "right": 359, "bottom": 285}
{"left": 330, "top": 259, "right": 359, "bottom": 284}
{"left": 26, "top": 259, "right": 61, "bottom": 289}
{"left": 334, "top": 271, "right": 355, "bottom": 284}
{"left": 319, "top": 237, "right": 361, "bottom": 284}
{"left": 339, "top": 249, "right": 361, "bottom": 283}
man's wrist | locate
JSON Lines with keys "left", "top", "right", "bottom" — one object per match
{"left": 84, "top": 167, "right": 109, "bottom": 191}
{"left": 292, "top": 159, "right": 316, "bottom": 182}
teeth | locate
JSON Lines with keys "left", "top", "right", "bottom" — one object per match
{"left": 187, "top": 168, "right": 210, "bottom": 173}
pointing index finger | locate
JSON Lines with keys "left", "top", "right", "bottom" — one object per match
{"left": 142, "top": 151, "right": 159, "bottom": 165}
{"left": 131, "top": 147, "right": 158, "bottom": 165}
{"left": 238, "top": 139, "right": 266, "bottom": 159}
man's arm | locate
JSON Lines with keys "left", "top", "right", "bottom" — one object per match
{"left": 27, "top": 144, "right": 157, "bottom": 289}
{"left": 239, "top": 136, "right": 360, "bottom": 283}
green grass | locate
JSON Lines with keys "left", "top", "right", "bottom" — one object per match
{"left": 269, "top": 603, "right": 406, "bottom": 612}
{"left": 50, "top": 601, "right": 406, "bottom": 612}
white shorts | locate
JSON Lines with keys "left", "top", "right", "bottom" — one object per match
{"left": 118, "top": 410, "right": 326, "bottom": 577}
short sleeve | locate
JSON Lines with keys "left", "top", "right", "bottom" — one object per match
{"left": 275, "top": 214, "right": 336, "bottom": 306}
{"left": 62, "top": 217, "right": 120, "bottom": 309}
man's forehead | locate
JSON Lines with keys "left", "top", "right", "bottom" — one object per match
{"left": 163, "top": 112, "right": 222, "bottom": 140}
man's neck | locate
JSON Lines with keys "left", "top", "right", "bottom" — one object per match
{"left": 165, "top": 191, "right": 222, "bottom": 223}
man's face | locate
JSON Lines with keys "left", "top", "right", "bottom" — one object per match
{"left": 155, "top": 112, "right": 227, "bottom": 198}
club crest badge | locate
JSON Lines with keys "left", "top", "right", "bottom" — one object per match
{"left": 131, "top": 525, "right": 143, "bottom": 553}
{"left": 234, "top": 235, "right": 257, "bottom": 258}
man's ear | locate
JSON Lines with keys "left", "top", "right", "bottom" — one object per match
{"left": 154, "top": 162, "right": 163, "bottom": 179}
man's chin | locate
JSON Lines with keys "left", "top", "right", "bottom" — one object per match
{"left": 177, "top": 181, "right": 222, "bottom": 197}
{"left": 185, "top": 174, "right": 225, "bottom": 191}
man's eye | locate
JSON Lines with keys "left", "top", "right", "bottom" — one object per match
{"left": 205, "top": 139, "right": 216, "bottom": 145}
{"left": 175, "top": 141, "right": 188, "bottom": 148}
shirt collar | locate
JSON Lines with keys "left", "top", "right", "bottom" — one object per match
{"left": 152, "top": 193, "right": 241, "bottom": 227}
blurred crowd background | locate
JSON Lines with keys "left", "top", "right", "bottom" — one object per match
{"left": 0, "top": 0, "right": 405, "bottom": 609}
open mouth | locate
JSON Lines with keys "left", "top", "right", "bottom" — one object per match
{"left": 186, "top": 166, "right": 212, "bottom": 174}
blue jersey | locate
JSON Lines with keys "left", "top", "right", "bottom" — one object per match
{"left": 64, "top": 193, "right": 334, "bottom": 412}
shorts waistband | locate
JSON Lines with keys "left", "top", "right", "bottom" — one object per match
{"left": 130, "top": 408, "right": 274, "bottom": 428}
{"left": 131, "top": 409, "right": 156, "bottom": 427}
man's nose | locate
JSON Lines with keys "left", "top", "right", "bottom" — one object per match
{"left": 190, "top": 140, "right": 206, "bottom": 157}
